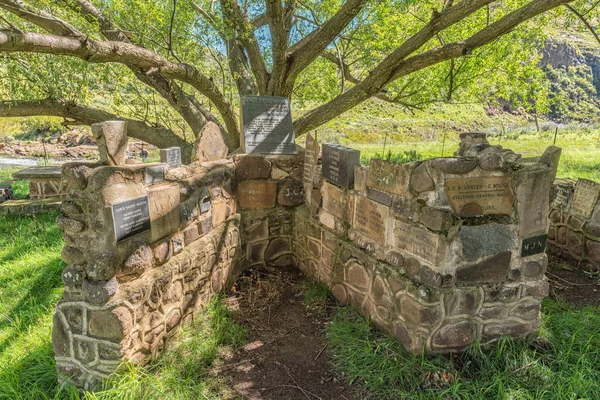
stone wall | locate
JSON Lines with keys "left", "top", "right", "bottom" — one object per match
{"left": 53, "top": 153, "right": 303, "bottom": 390}
{"left": 293, "top": 134, "right": 560, "bottom": 352}
{"left": 548, "top": 178, "right": 600, "bottom": 270}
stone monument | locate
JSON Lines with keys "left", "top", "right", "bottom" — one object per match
{"left": 241, "top": 96, "right": 296, "bottom": 154}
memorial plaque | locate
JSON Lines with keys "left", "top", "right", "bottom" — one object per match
{"left": 367, "top": 187, "right": 393, "bottom": 206}
{"left": 367, "top": 158, "right": 413, "bottom": 196}
{"left": 571, "top": 179, "right": 600, "bottom": 218}
{"left": 303, "top": 133, "right": 320, "bottom": 205}
{"left": 393, "top": 220, "right": 446, "bottom": 265}
{"left": 445, "top": 176, "right": 513, "bottom": 217}
{"left": 236, "top": 180, "right": 278, "bottom": 209}
{"left": 353, "top": 196, "right": 389, "bottom": 244}
{"left": 322, "top": 143, "right": 361, "bottom": 188}
{"left": 521, "top": 234, "right": 547, "bottom": 257}
{"left": 112, "top": 196, "right": 151, "bottom": 242}
{"left": 145, "top": 165, "right": 165, "bottom": 184}
{"left": 552, "top": 182, "right": 574, "bottom": 211}
{"left": 322, "top": 182, "right": 347, "bottom": 220}
{"left": 241, "top": 96, "right": 296, "bottom": 154}
{"left": 160, "top": 147, "right": 182, "bottom": 167}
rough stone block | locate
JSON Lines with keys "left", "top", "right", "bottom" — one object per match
{"left": 456, "top": 251, "right": 512, "bottom": 283}
{"left": 516, "top": 169, "right": 551, "bottom": 236}
{"left": 432, "top": 322, "right": 476, "bottom": 350}
{"left": 92, "top": 121, "right": 128, "bottom": 166}
{"left": 235, "top": 156, "right": 271, "bottom": 180}
{"left": 460, "top": 224, "right": 516, "bottom": 261}
{"left": 236, "top": 180, "right": 278, "bottom": 209}
{"left": 410, "top": 162, "right": 434, "bottom": 193}
{"left": 277, "top": 179, "right": 304, "bottom": 207}
{"left": 192, "top": 121, "right": 229, "bottom": 162}
{"left": 420, "top": 206, "right": 453, "bottom": 232}
{"left": 148, "top": 183, "right": 181, "bottom": 242}
{"left": 367, "top": 159, "right": 414, "bottom": 195}
{"left": 431, "top": 157, "right": 477, "bottom": 174}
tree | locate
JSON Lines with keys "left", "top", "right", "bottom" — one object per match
{"left": 0, "top": 0, "right": 580, "bottom": 161}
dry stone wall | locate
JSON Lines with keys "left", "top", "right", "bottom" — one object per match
{"left": 293, "top": 133, "right": 559, "bottom": 353}
{"left": 548, "top": 178, "right": 600, "bottom": 269}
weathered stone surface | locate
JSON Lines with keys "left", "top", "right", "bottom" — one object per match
{"left": 0, "top": 185, "right": 14, "bottom": 204}
{"left": 83, "top": 278, "right": 119, "bottom": 305}
{"left": 322, "top": 143, "right": 360, "bottom": 188}
{"left": 303, "top": 133, "right": 320, "bottom": 205}
{"left": 483, "top": 322, "right": 531, "bottom": 339}
{"left": 192, "top": 121, "right": 229, "bottom": 162}
{"left": 236, "top": 180, "right": 278, "bottom": 209}
{"left": 62, "top": 163, "right": 94, "bottom": 190}
{"left": 432, "top": 322, "right": 475, "bottom": 350}
{"left": 566, "top": 230, "right": 584, "bottom": 256}
{"left": 456, "top": 251, "right": 512, "bottom": 283}
{"left": 235, "top": 156, "right": 272, "bottom": 180}
{"left": 367, "top": 187, "right": 393, "bottom": 206}
{"left": 241, "top": 96, "right": 296, "bottom": 154}
{"left": 420, "top": 207, "right": 453, "bottom": 232}
{"left": 277, "top": 179, "right": 305, "bottom": 207}
{"left": 88, "top": 307, "right": 131, "bottom": 341}
{"left": 52, "top": 313, "right": 70, "bottom": 357}
{"left": 410, "top": 163, "right": 434, "bottom": 193}
{"left": 367, "top": 159, "right": 413, "bottom": 195}
{"left": 346, "top": 262, "right": 370, "bottom": 291}
{"left": 160, "top": 147, "right": 182, "bottom": 167}
{"left": 549, "top": 209, "right": 562, "bottom": 224}
{"left": 460, "top": 224, "right": 515, "bottom": 261}
{"left": 87, "top": 252, "right": 119, "bottom": 281}
{"left": 61, "top": 246, "right": 85, "bottom": 265}
{"left": 522, "top": 259, "right": 546, "bottom": 278}
{"left": 393, "top": 220, "right": 447, "bottom": 265}
{"left": 153, "top": 240, "right": 172, "bottom": 264}
{"left": 419, "top": 266, "right": 443, "bottom": 288}
{"left": 516, "top": 169, "right": 550, "bottom": 236}
{"left": 121, "top": 240, "right": 154, "bottom": 277}
{"left": 322, "top": 182, "right": 348, "bottom": 220}
{"left": 354, "top": 165, "right": 368, "bottom": 192}
{"left": 62, "top": 265, "right": 84, "bottom": 288}
{"left": 56, "top": 215, "right": 85, "bottom": 234}
{"left": 92, "top": 121, "right": 128, "bottom": 166}
{"left": 479, "top": 152, "right": 503, "bottom": 171}
{"left": 271, "top": 166, "right": 289, "bottom": 180}
{"left": 391, "top": 195, "right": 419, "bottom": 223}
{"left": 557, "top": 226, "right": 567, "bottom": 245}
{"left": 571, "top": 179, "right": 600, "bottom": 218}
{"left": 446, "top": 176, "right": 513, "bottom": 217}
{"left": 484, "top": 284, "right": 520, "bottom": 303}
{"left": 353, "top": 196, "right": 389, "bottom": 245}
{"left": 401, "top": 296, "right": 440, "bottom": 326}
{"left": 431, "top": 157, "right": 477, "bottom": 174}
{"left": 264, "top": 238, "right": 291, "bottom": 261}
{"left": 148, "top": 183, "right": 181, "bottom": 242}
{"left": 586, "top": 239, "right": 600, "bottom": 262}
{"left": 444, "top": 289, "right": 481, "bottom": 316}
{"left": 522, "top": 280, "right": 549, "bottom": 297}
{"left": 183, "top": 224, "right": 200, "bottom": 245}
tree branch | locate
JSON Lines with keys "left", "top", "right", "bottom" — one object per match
{"left": 565, "top": 4, "right": 600, "bottom": 46}
{"left": 0, "top": 99, "right": 193, "bottom": 160}
{"left": 294, "top": 0, "right": 574, "bottom": 136}
{"left": 0, "top": 0, "right": 83, "bottom": 37}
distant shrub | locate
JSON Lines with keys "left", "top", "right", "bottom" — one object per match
{"left": 16, "top": 118, "right": 64, "bottom": 141}
{"left": 373, "top": 149, "right": 423, "bottom": 163}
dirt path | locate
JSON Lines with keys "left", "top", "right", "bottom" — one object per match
{"left": 547, "top": 253, "right": 600, "bottom": 307}
{"left": 220, "top": 265, "right": 361, "bottom": 400}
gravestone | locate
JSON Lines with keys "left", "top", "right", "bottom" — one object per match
{"left": 552, "top": 182, "right": 574, "bottom": 210}
{"left": 322, "top": 143, "right": 360, "bottom": 188}
{"left": 445, "top": 176, "right": 513, "bottom": 217}
{"left": 160, "top": 147, "right": 182, "bottom": 168}
{"left": 353, "top": 196, "right": 389, "bottom": 244}
{"left": 571, "top": 179, "right": 600, "bottom": 218}
{"left": 521, "top": 234, "right": 547, "bottom": 257}
{"left": 393, "top": 220, "right": 446, "bottom": 265}
{"left": 236, "top": 180, "right": 278, "bottom": 209}
{"left": 112, "top": 196, "right": 151, "bottom": 242}
{"left": 241, "top": 96, "right": 296, "bottom": 154}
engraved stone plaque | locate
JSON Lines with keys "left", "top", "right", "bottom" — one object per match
{"left": 367, "top": 159, "right": 413, "bottom": 196}
{"left": 393, "top": 220, "right": 446, "bottom": 265}
{"left": 521, "top": 234, "right": 547, "bottom": 257}
{"left": 303, "top": 133, "right": 320, "bottom": 205}
{"left": 145, "top": 165, "right": 165, "bottom": 184}
{"left": 322, "top": 143, "right": 361, "bottom": 188}
{"left": 353, "top": 196, "right": 389, "bottom": 245}
{"left": 160, "top": 147, "right": 182, "bottom": 167}
{"left": 236, "top": 180, "right": 278, "bottom": 209}
{"left": 112, "top": 196, "right": 151, "bottom": 242}
{"left": 322, "top": 182, "right": 347, "bottom": 220}
{"left": 241, "top": 96, "right": 296, "bottom": 154}
{"left": 571, "top": 179, "right": 600, "bottom": 218}
{"left": 552, "top": 182, "right": 574, "bottom": 211}
{"left": 445, "top": 176, "right": 513, "bottom": 217}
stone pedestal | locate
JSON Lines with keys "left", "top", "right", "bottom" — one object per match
{"left": 92, "top": 121, "right": 128, "bottom": 166}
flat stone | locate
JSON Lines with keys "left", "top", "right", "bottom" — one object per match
{"left": 236, "top": 180, "right": 278, "bottom": 209}
{"left": 322, "top": 182, "right": 348, "bottom": 220}
{"left": 353, "top": 196, "right": 390, "bottom": 245}
{"left": 367, "top": 159, "right": 413, "bottom": 195}
{"left": 410, "top": 162, "right": 434, "bottom": 193}
{"left": 571, "top": 178, "right": 600, "bottom": 218}
{"left": 235, "top": 156, "right": 272, "bottom": 180}
{"left": 277, "top": 179, "right": 304, "bottom": 207}
{"left": 148, "top": 183, "right": 181, "bottom": 242}
{"left": 393, "top": 220, "right": 447, "bottom": 265}
{"left": 420, "top": 206, "right": 453, "bottom": 232}
{"left": 445, "top": 176, "right": 513, "bottom": 217}
{"left": 13, "top": 166, "right": 62, "bottom": 179}
{"left": 431, "top": 158, "right": 477, "bottom": 174}
{"left": 460, "top": 224, "right": 515, "bottom": 261}
{"left": 456, "top": 251, "right": 512, "bottom": 283}
{"left": 241, "top": 96, "right": 296, "bottom": 154}
{"left": 401, "top": 296, "right": 440, "bottom": 326}
{"left": 367, "top": 187, "right": 393, "bottom": 206}
{"left": 192, "top": 121, "right": 229, "bottom": 162}
{"left": 160, "top": 147, "right": 182, "bottom": 167}
{"left": 354, "top": 165, "right": 368, "bottom": 192}
{"left": 82, "top": 278, "right": 119, "bottom": 305}
{"left": 432, "top": 321, "right": 476, "bottom": 350}
{"left": 516, "top": 169, "right": 551, "bottom": 236}
{"left": 88, "top": 307, "right": 131, "bottom": 341}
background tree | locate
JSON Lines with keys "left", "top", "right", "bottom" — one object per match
{"left": 0, "top": 0, "right": 585, "bottom": 161}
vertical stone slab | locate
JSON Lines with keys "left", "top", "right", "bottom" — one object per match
{"left": 303, "top": 133, "right": 320, "bottom": 206}
{"left": 516, "top": 169, "right": 550, "bottom": 236}
{"left": 322, "top": 143, "right": 361, "bottom": 189}
{"left": 160, "top": 147, "right": 182, "bottom": 168}
{"left": 236, "top": 180, "right": 278, "bottom": 209}
{"left": 241, "top": 96, "right": 296, "bottom": 154}
{"left": 353, "top": 196, "right": 389, "bottom": 245}
{"left": 91, "top": 121, "right": 128, "bottom": 166}
{"left": 571, "top": 179, "right": 600, "bottom": 218}
{"left": 367, "top": 159, "right": 413, "bottom": 195}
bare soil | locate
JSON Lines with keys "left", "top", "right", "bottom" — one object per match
{"left": 220, "top": 265, "right": 362, "bottom": 400}
{"left": 547, "top": 253, "right": 600, "bottom": 307}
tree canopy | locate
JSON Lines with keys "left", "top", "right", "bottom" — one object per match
{"left": 0, "top": 0, "right": 591, "bottom": 161}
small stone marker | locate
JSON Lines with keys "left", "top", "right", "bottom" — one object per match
{"left": 145, "top": 165, "right": 165, "bottom": 184}
{"left": 91, "top": 121, "right": 128, "bottom": 166}
{"left": 521, "top": 234, "right": 547, "bottom": 257}
{"left": 241, "top": 96, "right": 296, "bottom": 154}
{"left": 367, "top": 187, "right": 393, "bottom": 206}
{"left": 571, "top": 179, "right": 600, "bottom": 218}
{"left": 322, "top": 182, "right": 347, "bottom": 220}
{"left": 552, "top": 182, "right": 574, "bottom": 210}
{"left": 393, "top": 220, "right": 447, "bottom": 265}
{"left": 322, "top": 143, "right": 360, "bottom": 188}
{"left": 112, "top": 196, "right": 151, "bottom": 242}
{"left": 353, "top": 196, "right": 389, "bottom": 244}
{"left": 236, "top": 180, "right": 278, "bottom": 209}
{"left": 303, "top": 133, "right": 320, "bottom": 205}
{"left": 445, "top": 176, "right": 513, "bottom": 217}
{"left": 160, "top": 147, "right": 182, "bottom": 168}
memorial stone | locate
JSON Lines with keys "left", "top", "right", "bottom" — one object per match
{"left": 393, "top": 220, "right": 447, "bottom": 265}
{"left": 353, "top": 196, "right": 389, "bottom": 244}
{"left": 91, "top": 121, "right": 128, "bottom": 166}
{"left": 322, "top": 182, "right": 347, "bottom": 220}
{"left": 552, "top": 182, "right": 574, "bottom": 210}
{"left": 241, "top": 96, "right": 296, "bottom": 154}
{"left": 571, "top": 179, "right": 600, "bottom": 218}
{"left": 445, "top": 176, "right": 513, "bottom": 217}
{"left": 521, "top": 234, "right": 547, "bottom": 257}
{"left": 322, "top": 143, "right": 360, "bottom": 188}
{"left": 303, "top": 133, "right": 320, "bottom": 205}
{"left": 160, "top": 147, "right": 182, "bottom": 168}
{"left": 236, "top": 180, "right": 278, "bottom": 209}
{"left": 145, "top": 165, "right": 165, "bottom": 184}
{"left": 112, "top": 196, "right": 151, "bottom": 242}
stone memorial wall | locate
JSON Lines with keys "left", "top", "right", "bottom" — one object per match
{"left": 548, "top": 178, "right": 600, "bottom": 270}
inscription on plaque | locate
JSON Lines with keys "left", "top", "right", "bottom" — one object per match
{"left": 445, "top": 176, "right": 513, "bottom": 217}
{"left": 241, "top": 96, "right": 296, "bottom": 154}
{"left": 521, "top": 234, "right": 547, "bottom": 257}
{"left": 322, "top": 143, "right": 361, "bottom": 188}
{"left": 112, "top": 196, "right": 151, "bottom": 242}
{"left": 236, "top": 180, "right": 278, "bottom": 209}
{"left": 303, "top": 133, "right": 320, "bottom": 205}
{"left": 552, "top": 183, "right": 574, "bottom": 210}
{"left": 393, "top": 220, "right": 446, "bottom": 265}
{"left": 145, "top": 165, "right": 165, "bottom": 184}
{"left": 322, "top": 182, "right": 347, "bottom": 220}
{"left": 160, "top": 147, "right": 182, "bottom": 167}
{"left": 571, "top": 179, "right": 600, "bottom": 218}
{"left": 353, "top": 196, "right": 389, "bottom": 244}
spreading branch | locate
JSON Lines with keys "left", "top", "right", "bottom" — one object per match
{"left": 565, "top": 4, "right": 600, "bottom": 46}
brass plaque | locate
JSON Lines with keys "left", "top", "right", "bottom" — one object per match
{"left": 571, "top": 179, "right": 600, "bottom": 218}
{"left": 445, "top": 176, "right": 513, "bottom": 217}
{"left": 353, "top": 196, "right": 389, "bottom": 245}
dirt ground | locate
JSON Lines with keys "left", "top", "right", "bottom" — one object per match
{"left": 547, "top": 253, "right": 600, "bottom": 307}
{"left": 219, "top": 265, "right": 362, "bottom": 400}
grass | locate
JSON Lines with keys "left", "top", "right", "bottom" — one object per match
{"left": 0, "top": 169, "right": 29, "bottom": 199}
{"left": 0, "top": 210, "right": 246, "bottom": 400}
{"left": 325, "top": 299, "right": 600, "bottom": 400}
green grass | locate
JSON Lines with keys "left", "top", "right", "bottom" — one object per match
{"left": 0, "top": 211, "right": 245, "bottom": 400}
{"left": 302, "top": 279, "right": 330, "bottom": 309}
{"left": 326, "top": 300, "right": 600, "bottom": 399}
{"left": 0, "top": 169, "right": 29, "bottom": 199}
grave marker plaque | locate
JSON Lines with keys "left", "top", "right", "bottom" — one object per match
{"left": 571, "top": 179, "right": 600, "bottom": 218}
{"left": 160, "top": 147, "right": 182, "bottom": 167}
{"left": 112, "top": 196, "right": 151, "bottom": 242}
{"left": 445, "top": 176, "right": 513, "bottom": 217}
{"left": 145, "top": 165, "right": 165, "bottom": 184}
{"left": 322, "top": 182, "right": 347, "bottom": 220}
{"left": 552, "top": 183, "right": 574, "bottom": 210}
{"left": 521, "top": 234, "right": 547, "bottom": 257}
{"left": 322, "top": 143, "right": 360, "bottom": 188}
{"left": 241, "top": 96, "right": 296, "bottom": 154}
{"left": 353, "top": 196, "right": 389, "bottom": 244}
{"left": 303, "top": 133, "right": 320, "bottom": 205}
{"left": 393, "top": 220, "right": 446, "bottom": 265}
{"left": 236, "top": 180, "right": 278, "bottom": 209}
